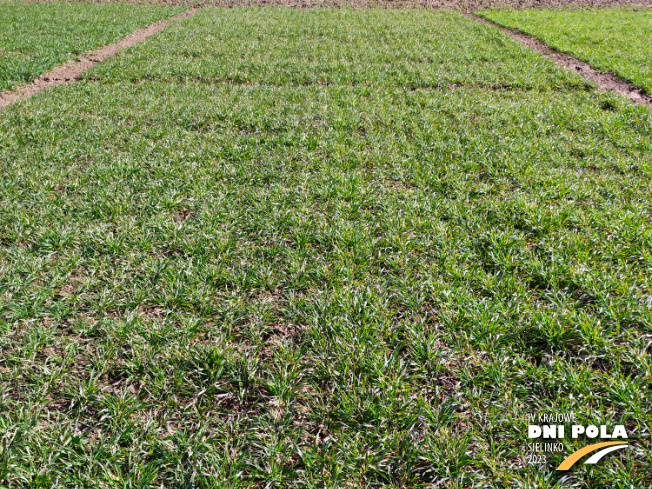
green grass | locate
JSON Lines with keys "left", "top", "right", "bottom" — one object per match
{"left": 0, "top": 1, "right": 185, "bottom": 92}
{"left": 1, "top": 7, "right": 651, "bottom": 488}
{"left": 88, "top": 8, "right": 589, "bottom": 90}
{"left": 479, "top": 8, "right": 652, "bottom": 94}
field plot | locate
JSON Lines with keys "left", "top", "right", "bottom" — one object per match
{"left": 481, "top": 8, "right": 652, "bottom": 94}
{"left": 0, "top": 1, "right": 185, "bottom": 92}
{"left": 1, "top": 7, "right": 651, "bottom": 488}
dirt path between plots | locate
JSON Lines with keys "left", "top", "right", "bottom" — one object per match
{"left": 3, "top": 5, "right": 650, "bottom": 110}
{"left": 35, "top": 0, "right": 652, "bottom": 9}
{"left": 467, "top": 13, "right": 652, "bottom": 109}
{"left": 0, "top": 8, "right": 198, "bottom": 109}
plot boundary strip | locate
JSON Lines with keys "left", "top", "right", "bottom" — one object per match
{"left": 466, "top": 13, "right": 652, "bottom": 109}
{"left": 0, "top": 8, "right": 199, "bottom": 109}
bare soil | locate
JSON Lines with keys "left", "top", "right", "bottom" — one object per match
{"left": 2, "top": 3, "right": 650, "bottom": 110}
{"left": 205, "top": 0, "right": 652, "bottom": 8}
{"left": 24, "top": 0, "right": 652, "bottom": 8}
{"left": 468, "top": 13, "right": 652, "bottom": 108}
{"left": 0, "top": 9, "right": 197, "bottom": 109}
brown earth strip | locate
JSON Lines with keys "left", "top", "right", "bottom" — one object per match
{"left": 220, "top": 0, "right": 652, "bottom": 7}
{"left": 32, "top": 0, "right": 652, "bottom": 8}
{"left": 0, "top": 8, "right": 198, "bottom": 109}
{"left": 179, "top": 0, "right": 652, "bottom": 7}
{"left": 467, "top": 13, "right": 652, "bottom": 108}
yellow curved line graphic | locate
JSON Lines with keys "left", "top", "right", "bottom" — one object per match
{"left": 556, "top": 442, "right": 628, "bottom": 471}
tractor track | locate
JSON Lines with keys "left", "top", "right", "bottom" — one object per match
{"left": 466, "top": 13, "right": 652, "bottom": 109}
{"left": 0, "top": 8, "right": 199, "bottom": 109}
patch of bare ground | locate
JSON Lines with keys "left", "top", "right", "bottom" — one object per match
{"left": 212, "top": 0, "right": 652, "bottom": 7}
{"left": 18, "top": 0, "right": 652, "bottom": 8}
{"left": 0, "top": 9, "right": 198, "bottom": 109}
{"left": 467, "top": 13, "right": 652, "bottom": 108}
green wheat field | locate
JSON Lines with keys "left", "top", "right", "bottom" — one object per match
{"left": 0, "top": 5, "right": 650, "bottom": 488}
